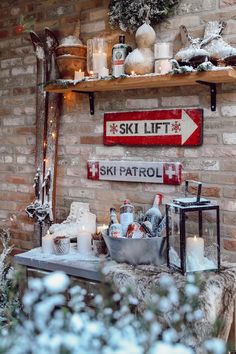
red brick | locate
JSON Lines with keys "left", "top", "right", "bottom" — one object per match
{"left": 80, "top": 136, "right": 103, "bottom": 144}
{"left": 224, "top": 239, "right": 236, "bottom": 252}
{"left": 16, "top": 127, "right": 36, "bottom": 135}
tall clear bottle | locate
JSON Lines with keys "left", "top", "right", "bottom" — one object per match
{"left": 120, "top": 199, "right": 134, "bottom": 236}
{"left": 144, "top": 193, "right": 163, "bottom": 236}
{"left": 112, "top": 35, "right": 131, "bottom": 77}
{"left": 109, "top": 208, "right": 122, "bottom": 238}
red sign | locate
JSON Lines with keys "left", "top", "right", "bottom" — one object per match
{"left": 87, "top": 160, "right": 182, "bottom": 185}
{"left": 104, "top": 109, "right": 203, "bottom": 146}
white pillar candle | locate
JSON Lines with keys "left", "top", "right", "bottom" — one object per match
{"left": 99, "top": 67, "right": 109, "bottom": 77}
{"left": 155, "top": 59, "right": 172, "bottom": 75}
{"left": 92, "top": 52, "right": 107, "bottom": 73}
{"left": 42, "top": 231, "right": 54, "bottom": 254}
{"left": 186, "top": 236, "right": 204, "bottom": 260}
{"left": 74, "top": 69, "right": 84, "bottom": 81}
{"left": 77, "top": 226, "right": 92, "bottom": 254}
{"left": 154, "top": 42, "right": 173, "bottom": 59}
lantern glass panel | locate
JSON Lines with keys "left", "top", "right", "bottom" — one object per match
{"left": 168, "top": 206, "right": 181, "bottom": 269}
{"left": 167, "top": 204, "right": 220, "bottom": 273}
{"left": 185, "top": 209, "right": 219, "bottom": 272}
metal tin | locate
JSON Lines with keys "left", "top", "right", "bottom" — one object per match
{"left": 103, "top": 231, "right": 166, "bottom": 266}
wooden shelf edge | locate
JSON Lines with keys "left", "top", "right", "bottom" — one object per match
{"left": 44, "top": 67, "right": 236, "bottom": 94}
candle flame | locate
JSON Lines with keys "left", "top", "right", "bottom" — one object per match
{"left": 131, "top": 70, "right": 135, "bottom": 75}
{"left": 79, "top": 69, "right": 81, "bottom": 72}
{"left": 89, "top": 71, "right": 94, "bottom": 76}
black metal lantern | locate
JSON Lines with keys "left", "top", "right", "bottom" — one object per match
{"left": 166, "top": 180, "right": 220, "bottom": 274}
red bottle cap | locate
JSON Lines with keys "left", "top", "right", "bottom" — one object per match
{"left": 156, "top": 193, "right": 163, "bottom": 204}
{"left": 123, "top": 199, "right": 130, "bottom": 204}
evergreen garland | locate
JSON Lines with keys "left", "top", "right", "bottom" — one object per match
{"left": 108, "top": 0, "right": 180, "bottom": 32}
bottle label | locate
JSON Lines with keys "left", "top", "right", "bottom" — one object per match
{"left": 110, "top": 223, "right": 123, "bottom": 238}
{"left": 120, "top": 213, "right": 134, "bottom": 225}
{"left": 113, "top": 48, "right": 126, "bottom": 65}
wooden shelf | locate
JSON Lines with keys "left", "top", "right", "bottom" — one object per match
{"left": 45, "top": 68, "right": 236, "bottom": 93}
{"left": 44, "top": 68, "right": 236, "bottom": 114}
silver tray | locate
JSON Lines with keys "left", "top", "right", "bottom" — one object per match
{"left": 102, "top": 231, "right": 166, "bottom": 266}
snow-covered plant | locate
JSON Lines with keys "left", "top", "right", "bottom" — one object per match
{"left": 0, "top": 271, "right": 226, "bottom": 354}
{"left": 108, "top": 0, "right": 181, "bottom": 32}
{"left": 0, "top": 228, "right": 20, "bottom": 327}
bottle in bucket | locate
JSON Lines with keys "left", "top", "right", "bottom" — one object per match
{"left": 120, "top": 199, "right": 134, "bottom": 236}
{"left": 109, "top": 208, "right": 123, "bottom": 238}
{"left": 109, "top": 208, "right": 118, "bottom": 227}
{"left": 144, "top": 193, "right": 162, "bottom": 236}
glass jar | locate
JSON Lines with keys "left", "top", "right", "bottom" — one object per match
{"left": 87, "top": 38, "right": 108, "bottom": 77}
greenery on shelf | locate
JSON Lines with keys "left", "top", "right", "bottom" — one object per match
{"left": 108, "top": 0, "right": 181, "bottom": 32}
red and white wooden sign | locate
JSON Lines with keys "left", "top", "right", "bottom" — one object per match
{"left": 104, "top": 109, "right": 203, "bottom": 146}
{"left": 87, "top": 161, "right": 182, "bottom": 185}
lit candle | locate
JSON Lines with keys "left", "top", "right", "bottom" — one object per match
{"left": 42, "top": 231, "right": 54, "bottom": 254}
{"left": 97, "top": 224, "right": 108, "bottom": 233}
{"left": 77, "top": 225, "right": 92, "bottom": 254}
{"left": 99, "top": 67, "right": 109, "bottom": 77}
{"left": 93, "top": 51, "right": 107, "bottom": 73}
{"left": 130, "top": 70, "right": 135, "bottom": 76}
{"left": 74, "top": 69, "right": 85, "bottom": 81}
{"left": 186, "top": 235, "right": 204, "bottom": 260}
{"left": 154, "top": 59, "right": 172, "bottom": 75}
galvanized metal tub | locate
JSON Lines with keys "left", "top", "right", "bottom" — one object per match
{"left": 102, "top": 231, "right": 166, "bottom": 266}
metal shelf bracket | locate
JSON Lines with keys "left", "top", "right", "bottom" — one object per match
{"left": 73, "top": 91, "right": 95, "bottom": 115}
{"left": 196, "top": 80, "right": 216, "bottom": 111}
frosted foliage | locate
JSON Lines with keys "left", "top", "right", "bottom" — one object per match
{"left": 108, "top": 0, "right": 181, "bottom": 32}
{"left": 0, "top": 228, "right": 19, "bottom": 327}
{"left": 0, "top": 270, "right": 226, "bottom": 354}
{"left": 43, "top": 272, "right": 70, "bottom": 293}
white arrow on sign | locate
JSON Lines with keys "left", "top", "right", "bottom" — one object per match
{"left": 181, "top": 110, "right": 198, "bottom": 145}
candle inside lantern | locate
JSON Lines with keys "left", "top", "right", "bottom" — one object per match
{"left": 99, "top": 67, "right": 109, "bottom": 77}
{"left": 186, "top": 235, "right": 204, "bottom": 260}
{"left": 42, "top": 230, "right": 54, "bottom": 254}
{"left": 74, "top": 69, "right": 84, "bottom": 81}
{"left": 93, "top": 51, "right": 107, "bottom": 73}
{"left": 155, "top": 59, "right": 172, "bottom": 75}
{"left": 77, "top": 226, "right": 92, "bottom": 254}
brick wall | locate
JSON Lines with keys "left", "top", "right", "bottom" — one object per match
{"left": 1, "top": 0, "right": 236, "bottom": 261}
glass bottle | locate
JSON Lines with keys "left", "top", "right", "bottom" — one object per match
{"left": 109, "top": 207, "right": 118, "bottom": 226}
{"left": 144, "top": 193, "right": 162, "bottom": 236}
{"left": 109, "top": 208, "right": 122, "bottom": 238}
{"left": 112, "top": 35, "right": 131, "bottom": 77}
{"left": 120, "top": 199, "right": 134, "bottom": 236}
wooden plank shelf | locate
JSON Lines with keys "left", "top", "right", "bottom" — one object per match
{"left": 44, "top": 68, "right": 236, "bottom": 114}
